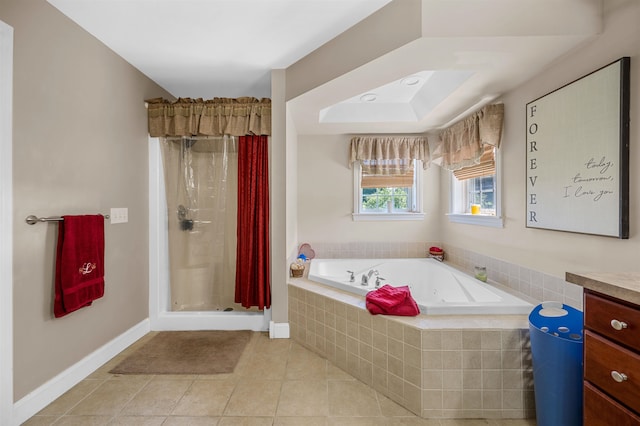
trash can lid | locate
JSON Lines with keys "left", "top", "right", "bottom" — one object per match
{"left": 538, "top": 301, "right": 568, "bottom": 317}
{"left": 529, "top": 301, "right": 583, "bottom": 342}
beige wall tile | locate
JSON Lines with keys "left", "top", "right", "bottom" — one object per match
{"left": 442, "top": 350, "right": 462, "bottom": 370}
{"left": 442, "top": 331, "right": 462, "bottom": 350}
{"left": 443, "top": 370, "right": 463, "bottom": 390}
{"left": 423, "top": 370, "right": 443, "bottom": 390}
{"left": 481, "top": 331, "right": 502, "bottom": 350}
{"left": 462, "top": 331, "right": 481, "bottom": 350}
{"left": 422, "top": 330, "right": 442, "bottom": 350}
{"left": 404, "top": 326, "right": 421, "bottom": 348}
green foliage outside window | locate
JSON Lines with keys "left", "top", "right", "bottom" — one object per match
{"left": 362, "top": 187, "right": 409, "bottom": 211}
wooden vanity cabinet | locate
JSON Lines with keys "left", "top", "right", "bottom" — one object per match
{"left": 583, "top": 290, "right": 640, "bottom": 425}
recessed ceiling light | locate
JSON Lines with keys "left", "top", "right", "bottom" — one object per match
{"left": 360, "top": 93, "right": 377, "bottom": 102}
{"left": 401, "top": 76, "right": 422, "bottom": 86}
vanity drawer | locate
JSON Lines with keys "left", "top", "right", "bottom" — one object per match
{"left": 584, "top": 381, "right": 640, "bottom": 425}
{"left": 584, "top": 292, "right": 640, "bottom": 350}
{"left": 584, "top": 330, "right": 640, "bottom": 413}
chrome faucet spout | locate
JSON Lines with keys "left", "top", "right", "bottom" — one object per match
{"left": 361, "top": 269, "right": 378, "bottom": 286}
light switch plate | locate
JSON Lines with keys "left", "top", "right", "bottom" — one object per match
{"left": 110, "top": 207, "right": 128, "bottom": 224}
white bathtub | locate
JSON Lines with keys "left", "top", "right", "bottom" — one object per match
{"left": 307, "top": 258, "right": 533, "bottom": 315}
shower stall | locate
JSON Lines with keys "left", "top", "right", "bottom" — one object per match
{"left": 149, "top": 136, "right": 268, "bottom": 331}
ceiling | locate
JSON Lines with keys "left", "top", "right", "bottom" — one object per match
{"left": 48, "top": 0, "right": 603, "bottom": 135}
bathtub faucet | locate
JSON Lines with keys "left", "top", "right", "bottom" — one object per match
{"left": 361, "top": 269, "right": 378, "bottom": 286}
{"left": 346, "top": 270, "right": 355, "bottom": 282}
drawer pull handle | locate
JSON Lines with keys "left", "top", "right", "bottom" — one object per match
{"left": 610, "top": 319, "right": 628, "bottom": 331}
{"left": 611, "top": 371, "right": 628, "bottom": 383}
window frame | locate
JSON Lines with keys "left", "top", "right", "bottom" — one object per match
{"left": 447, "top": 147, "right": 503, "bottom": 228}
{"left": 352, "top": 160, "right": 425, "bottom": 221}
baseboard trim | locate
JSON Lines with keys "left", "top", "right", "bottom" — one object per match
{"left": 151, "top": 312, "right": 268, "bottom": 332}
{"left": 12, "top": 319, "right": 150, "bottom": 425}
{"left": 269, "top": 321, "right": 290, "bottom": 339}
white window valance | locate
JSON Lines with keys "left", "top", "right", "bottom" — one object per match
{"left": 349, "top": 136, "right": 429, "bottom": 175}
{"left": 435, "top": 103, "right": 504, "bottom": 171}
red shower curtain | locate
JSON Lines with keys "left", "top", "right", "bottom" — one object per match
{"left": 235, "top": 135, "right": 271, "bottom": 309}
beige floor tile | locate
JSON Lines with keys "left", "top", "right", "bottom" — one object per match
{"left": 285, "top": 344, "right": 327, "bottom": 380}
{"left": 20, "top": 415, "right": 60, "bottom": 425}
{"left": 68, "top": 377, "right": 152, "bottom": 416}
{"left": 327, "top": 418, "right": 388, "bottom": 426}
{"left": 120, "top": 378, "right": 193, "bottom": 416}
{"left": 376, "top": 392, "right": 415, "bottom": 417}
{"left": 217, "top": 417, "right": 274, "bottom": 426}
{"left": 235, "top": 352, "right": 288, "bottom": 381}
{"left": 328, "top": 380, "right": 381, "bottom": 417}
{"left": 37, "top": 379, "right": 104, "bottom": 416}
{"left": 224, "top": 380, "right": 281, "bottom": 416}
{"left": 191, "top": 373, "right": 237, "bottom": 381}
{"left": 171, "top": 380, "right": 236, "bottom": 417}
{"left": 326, "top": 364, "right": 355, "bottom": 381}
{"left": 107, "top": 416, "right": 167, "bottom": 425}
{"left": 251, "top": 332, "right": 291, "bottom": 356}
{"left": 386, "top": 419, "right": 442, "bottom": 425}
{"left": 276, "top": 380, "right": 328, "bottom": 416}
{"left": 162, "top": 416, "right": 221, "bottom": 425}
{"left": 274, "top": 416, "right": 327, "bottom": 426}
{"left": 23, "top": 331, "right": 538, "bottom": 426}
{"left": 51, "top": 415, "right": 114, "bottom": 425}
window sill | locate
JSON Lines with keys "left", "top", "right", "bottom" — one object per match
{"left": 447, "top": 213, "right": 503, "bottom": 228}
{"left": 353, "top": 212, "right": 425, "bottom": 222}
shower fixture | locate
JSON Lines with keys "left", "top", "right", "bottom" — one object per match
{"left": 177, "top": 204, "right": 193, "bottom": 231}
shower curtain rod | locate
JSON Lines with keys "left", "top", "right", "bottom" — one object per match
{"left": 25, "top": 214, "right": 110, "bottom": 225}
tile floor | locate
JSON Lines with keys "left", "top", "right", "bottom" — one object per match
{"left": 24, "top": 332, "right": 537, "bottom": 425}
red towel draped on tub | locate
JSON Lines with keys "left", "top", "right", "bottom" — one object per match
{"left": 365, "top": 284, "right": 420, "bottom": 316}
{"left": 54, "top": 215, "right": 105, "bottom": 318}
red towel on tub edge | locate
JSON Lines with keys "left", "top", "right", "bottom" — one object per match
{"left": 365, "top": 284, "right": 420, "bottom": 316}
{"left": 54, "top": 215, "right": 105, "bottom": 318}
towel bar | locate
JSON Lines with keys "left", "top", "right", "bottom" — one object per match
{"left": 25, "top": 214, "right": 110, "bottom": 225}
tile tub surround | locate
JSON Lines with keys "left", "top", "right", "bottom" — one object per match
{"left": 288, "top": 279, "right": 535, "bottom": 420}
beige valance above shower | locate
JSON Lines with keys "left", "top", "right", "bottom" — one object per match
{"left": 146, "top": 97, "right": 271, "bottom": 137}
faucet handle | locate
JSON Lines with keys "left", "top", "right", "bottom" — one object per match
{"left": 346, "top": 270, "right": 355, "bottom": 282}
{"left": 375, "top": 277, "right": 385, "bottom": 288}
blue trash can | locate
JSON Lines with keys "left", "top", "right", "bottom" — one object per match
{"left": 528, "top": 301, "right": 584, "bottom": 426}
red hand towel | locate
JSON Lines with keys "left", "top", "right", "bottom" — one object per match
{"left": 54, "top": 215, "right": 105, "bottom": 318}
{"left": 365, "top": 284, "right": 420, "bottom": 316}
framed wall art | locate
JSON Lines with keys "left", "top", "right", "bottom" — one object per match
{"left": 525, "top": 57, "right": 630, "bottom": 238}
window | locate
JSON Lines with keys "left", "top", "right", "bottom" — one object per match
{"left": 448, "top": 146, "right": 503, "bottom": 227}
{"left": 353, "top": 159, "right": 424, "bottom": 221}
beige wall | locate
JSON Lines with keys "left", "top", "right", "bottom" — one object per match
{"left": 285, "top": 0, "right": 422, "bottom": 101}
{"left": 297, "top": 134, "right": 441, "bottom": 244}
{"left": 270, "top": 69, "right": 291, "bottom": 323}
{"left": 0, "top": 0, "right": 172, "bottom": 400}
{"left": 440, "top": 0, "right": 640, "bottom": 278}
{"left": 294, "top": 0, "right": 639, "bottom": 282}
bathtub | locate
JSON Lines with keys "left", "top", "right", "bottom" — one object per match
{"left": 307, "top": 258, "right": 533, "bottom": 315}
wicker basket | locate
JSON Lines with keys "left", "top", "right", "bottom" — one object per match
{"left": 290, "top": 267, "right": 304, "bottom": 278}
